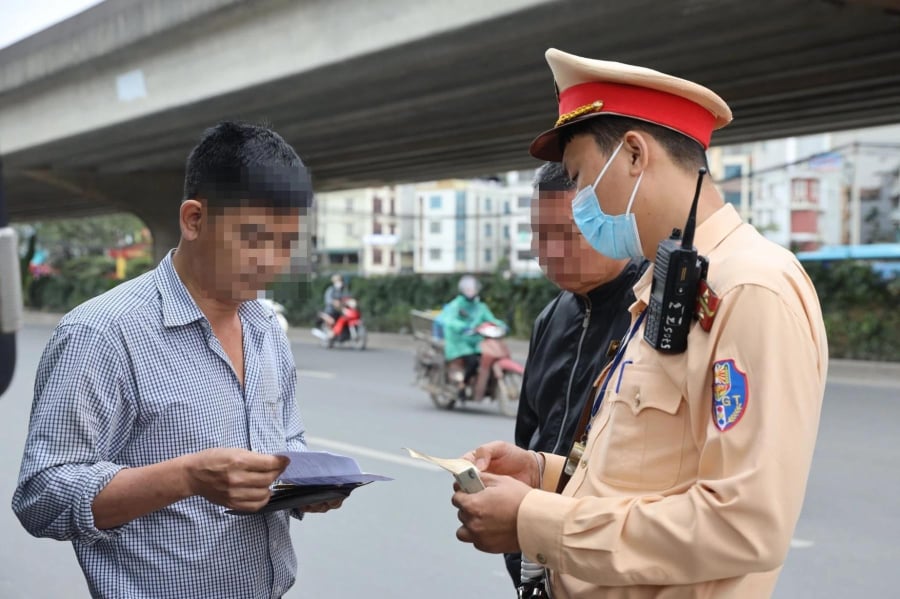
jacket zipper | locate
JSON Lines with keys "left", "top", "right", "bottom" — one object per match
{"left": 552, "top": 296, "right": 592, "bottom": 454}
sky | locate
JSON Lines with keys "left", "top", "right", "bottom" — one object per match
{"left": 0, "top": 0, "right": 104, "bottom": 50}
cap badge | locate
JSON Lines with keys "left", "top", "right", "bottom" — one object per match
{"left": 555, "top": 100, "right": 604, "bottom": 128}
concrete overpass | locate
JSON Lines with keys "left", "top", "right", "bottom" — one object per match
{"left": 1, "top": 0, "right": 899, "bottom": 256}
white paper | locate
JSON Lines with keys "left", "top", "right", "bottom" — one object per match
{"left": 276, "top": 451, "right": 392, "bottom": 485}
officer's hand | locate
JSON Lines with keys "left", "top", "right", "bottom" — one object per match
{"left": 453, "top": 473, "right": 530, "bottom": 554}
{"left": 183, "top": 448, "right": 289, "bottom": 512}
{"left": 462, "top": 441, "right": 537, "bottom": 487}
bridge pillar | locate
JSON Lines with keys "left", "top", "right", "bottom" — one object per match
{"left": 142, "top": 212, "right": 181, "bottom": 264}
{"left": 98, "top": 171, "right": 184, "bottom": 265}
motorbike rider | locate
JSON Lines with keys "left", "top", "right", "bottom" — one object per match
{"left": 321, "top": 273, "right": 350, "bottom": 338}
{"left": 442, "top": 275, "right": 507, "bottom": 400}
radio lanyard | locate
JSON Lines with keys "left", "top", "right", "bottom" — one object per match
{"left": 585, "top": 309, "right": 646, "bottom": 438}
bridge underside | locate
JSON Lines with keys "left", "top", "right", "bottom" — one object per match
{"left": 2, "top": 0, "right": 899, "bottom": 256}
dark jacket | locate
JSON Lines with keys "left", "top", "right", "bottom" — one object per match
{"left": 504, "top": 258, "right": 649, "bottom": 586}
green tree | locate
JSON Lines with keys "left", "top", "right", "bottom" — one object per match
{"left": 23, "top": 213, "right": 148, "bottom": 264}
{"left": 17, "top": 213, "right": 150, "bottom": 311}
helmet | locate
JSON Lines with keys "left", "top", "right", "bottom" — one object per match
{"left": 458, "top": 275, "right": 480, "bottom": 300}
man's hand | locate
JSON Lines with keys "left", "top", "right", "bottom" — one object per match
{"left": 299, "top": 498, "right": 345, "bottom": 513}
{"left": 452, "top": 473, "right": 532, "bottom": 553}
{"left": 463, "top": 441, "right": 539, "bottom": 487}
{"left": 183, "top": 448, "right": 289, "bottom": 513}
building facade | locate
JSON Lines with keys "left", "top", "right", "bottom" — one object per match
{"left": 709, "top": 123, "right": 900, "bottom": 250}
{"left": 410, "top": 177, "right": 539, "bottom": 276}
{"left": 313, "top": 186, "right": 415, "bottom": 276}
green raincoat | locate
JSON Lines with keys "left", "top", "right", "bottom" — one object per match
{"left": 441, "top": 294, "right": 506, "bottom": 361}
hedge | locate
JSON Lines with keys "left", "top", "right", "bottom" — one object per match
{"left": 26, "top": 257, "right": 900, "bottom": 361}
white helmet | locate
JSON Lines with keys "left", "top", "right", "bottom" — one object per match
{"left": 458, "top": 275, "right": 480, "bottom": 300}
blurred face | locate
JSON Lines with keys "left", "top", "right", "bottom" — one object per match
{"left": 531, "top": 186, "right": 628, "bottom": 293}
{"left": 459, "top": 277, "right": 479, "bottom": 300}
{"left": 200, "top": 204, "right": 302, "bottom": 302}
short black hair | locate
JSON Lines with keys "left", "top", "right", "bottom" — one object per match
{"left": 533, "top": 162, "right": 575, "bottom": 192}
{"left": 559, "top": 116, "right": 708, "bottom": 174}
{"left": 183, "top": 121, "right": 309, "bottom": 209}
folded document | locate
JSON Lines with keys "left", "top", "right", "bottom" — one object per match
{"left": 227, "top": 451, "right": 392, "bottom": 515}
{"left": 404, "top": 447, "right": 485, "bottom": 493}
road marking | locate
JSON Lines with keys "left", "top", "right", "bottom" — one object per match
{"left": 790, "top": 538, "right": 815, "bottom": 549}
{"left": 306, "top": 436, "right": 440, "bottom": 471}
{"left": 297, "top": 369, "right": 336, "bottom": 380}
{"left": 827, "top": 377, "right": 900, "bottom": 390}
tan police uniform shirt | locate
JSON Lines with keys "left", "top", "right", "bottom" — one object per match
{"left": 517, "top": 203, "right": 828, "bottom": 599}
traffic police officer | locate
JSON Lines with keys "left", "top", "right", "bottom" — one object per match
{"left": 453, "top": 49, "right": 828, "bottom": 599}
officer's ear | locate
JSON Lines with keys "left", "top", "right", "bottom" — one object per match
{"left": 623, "top": 131, "right": 650, "bottom": 176}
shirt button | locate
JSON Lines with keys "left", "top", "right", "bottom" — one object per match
{"left": 579, "top": 459, "right": 588, "bottom": 469}
{"left": 634, "top": 392, "right": 641, "bottom": 408}
{"left": 536, "top": 553, "right": 548, "bottom": 565}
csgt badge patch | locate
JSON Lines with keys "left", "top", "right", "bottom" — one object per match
{"left": 712, "top": 359, "right": 748, "bottom": 432}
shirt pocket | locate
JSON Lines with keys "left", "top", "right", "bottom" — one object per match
{"left": 594, "top": 363, "right": 687, "bottom": 490}
{"left": 134, "top": 384, "right": 236, "bottom": 459}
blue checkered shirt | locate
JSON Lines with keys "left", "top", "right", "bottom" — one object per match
{"left": 12, "top": 252, "right": 307, "bottom": 599}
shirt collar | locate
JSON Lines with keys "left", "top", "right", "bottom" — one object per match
{"left": 154, "top": 250, "right": 274, "bottom": 330}
{"left": 155, "top": 251, "right": 206, "bottom": 328}
{"left": 632, "top": 203, "right": 743, "bottom": 312}
{"left": 581, "top": 257, "right": 646, "bottom": 305}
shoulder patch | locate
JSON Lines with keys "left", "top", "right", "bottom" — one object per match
{"left": 712, "top": 359, "right": 749, "bottom": 432}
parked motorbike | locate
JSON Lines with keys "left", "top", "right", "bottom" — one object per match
{"left": 311, "top": 297, "right": 367, "bottom": 350}
{"left": 411, "top": 310, "right": 524, "bottom": 417}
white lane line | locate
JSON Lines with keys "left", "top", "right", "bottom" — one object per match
{"left": 790, "top": 538, "right": 815, "bottom": 549}
{"left": 306, "top": 436, "right": 440, "bottom": 471}
{"left": 827, "top": 377, "right": 900, "bottom": 390}
{"left": 297, "top": 369, "right": 336, "bottom": 380}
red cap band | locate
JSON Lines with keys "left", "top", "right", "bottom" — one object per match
{"left": 558, "top": 82, "right": 717, "bottom": 148}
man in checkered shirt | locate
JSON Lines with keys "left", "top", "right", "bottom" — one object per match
{"left": 12, "top": 122, "right": 336, "bottom": 599}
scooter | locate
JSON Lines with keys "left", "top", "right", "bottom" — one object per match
{"left": 413, "top": 319, "right": 524, "bottom": 417}
{"left": 311, "top": 297, "right": 367, "bottom": 350}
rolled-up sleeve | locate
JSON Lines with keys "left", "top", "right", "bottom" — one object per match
{"left": 12, "top": 323, "right": 134, "bottom": 544}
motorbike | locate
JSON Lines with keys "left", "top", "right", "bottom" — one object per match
{"left": 411, "top": 310, "right": 524, "bottom": 417}
{"left": 311, "top": 297, "right": 367, "bottom": 350}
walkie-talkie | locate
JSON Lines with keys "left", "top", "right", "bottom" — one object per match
{"left": 643, "top": 168, "right": 709, "bottom": 354}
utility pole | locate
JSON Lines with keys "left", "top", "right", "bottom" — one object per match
{"left": 850, "top": 142, "right": 862, "bottom": 246}
{"left": 741, "top": 154, "right": 752, "bottom": 223}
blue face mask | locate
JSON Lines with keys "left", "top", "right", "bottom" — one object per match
{"left": 571, "top": 141, "right": 645, "bottom": 259}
